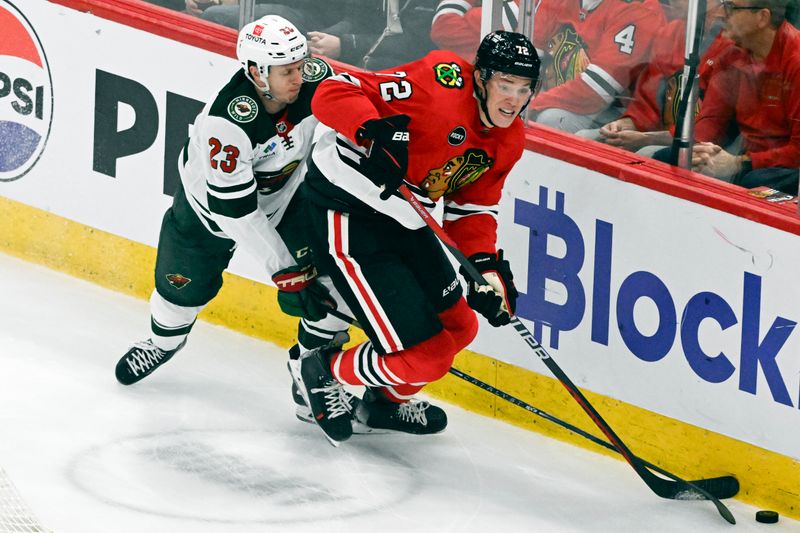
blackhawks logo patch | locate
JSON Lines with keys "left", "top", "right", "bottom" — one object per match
{"left": 421, "top": 148, "right": 493, "bottom": 200}
{"left": 302, "top": 57, "right": 330, "bottom": 82}
{"left": 166, "top": 273, "right": 192, "bottom": 289}
{"left": 228, "top": 95, "right": 258, "bottom": 123}
{"left": 433, "top": 62, "right": 464, "bottom": 89}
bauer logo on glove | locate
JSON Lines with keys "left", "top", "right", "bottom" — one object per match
{"left": 357, "top": 114, "right": 411, "bottom": 200}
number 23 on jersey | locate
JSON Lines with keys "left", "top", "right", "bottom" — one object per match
{"left": 208, "top": 137, "right": 240, "bottom": 173}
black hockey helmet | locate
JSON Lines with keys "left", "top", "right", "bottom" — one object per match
{"left": 475, "top": 30, "right": 539, "bottom": 88}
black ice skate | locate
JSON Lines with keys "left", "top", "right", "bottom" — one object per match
{"left": 354, "top": 388, "right": 448, "bottom": 435}
{"left": 287, "top": 343, "right": 361, "bottom": 428}
{"left": 288, "top": 346, "right": 354, "bottom": 445}
{"left": 115, "top": 339, "right": 186, "bottom": 385}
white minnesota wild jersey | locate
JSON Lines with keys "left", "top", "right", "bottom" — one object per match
{"left": 178, "top": 57, "right": 333, "bottom": 276}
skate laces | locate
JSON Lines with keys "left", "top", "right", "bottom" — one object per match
{"left": 310, "top": 380, "right": 353, "bottom": 419}
{"left": 397, "top": 400, "right": 430, "bottom": 426}
{"left": 125, "top": 341, "right": 166, "bottom": 376}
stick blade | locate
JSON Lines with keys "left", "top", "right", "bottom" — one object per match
{"left": 686, "top": 475, "right": 739, "bottom": 500}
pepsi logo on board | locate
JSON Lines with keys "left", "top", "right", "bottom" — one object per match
{"left": 0, "top": 1, "right": 53, "bottom": 182}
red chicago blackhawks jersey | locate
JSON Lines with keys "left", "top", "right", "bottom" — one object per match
{"left": 431, "top": 0, "right": 520, "bottom": 60}
{"left": 531, "top": 0, "right": 665, "bottom": 115}
{"left": 623, "top": 23, "right": 732, "bottom": 131}
{"left": 309, "top": 50, "right": 526, "bottom": 257}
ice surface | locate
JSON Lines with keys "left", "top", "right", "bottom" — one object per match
{"left": 0, "top": 252, "right": 796, "bottom": 533}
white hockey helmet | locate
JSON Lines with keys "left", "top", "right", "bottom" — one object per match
{"left": 237, "top": 15, "right": 308, "bottom": 97}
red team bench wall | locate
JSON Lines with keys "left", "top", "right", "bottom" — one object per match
{"left": 1, "top": 0, "right": 797, "bottom": 518}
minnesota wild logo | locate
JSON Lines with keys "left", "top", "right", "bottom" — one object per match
{"left": 433, "top": 62, "right": 464, "bottom": 89}
{"left": 166, "top": 273, "right": 192, "bottom": 289}
{"left": 302, "top": 57, "right": 329, "bottom": 82}
{"left": 228, "top": 95, "right": 258, "bottom": 123}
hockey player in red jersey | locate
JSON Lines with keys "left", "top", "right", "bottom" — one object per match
{"left": 432, "top": 0, "right": 665, "bottom": 133}
{"left": 288, "top": 31, "right": 540, "bottom": 444}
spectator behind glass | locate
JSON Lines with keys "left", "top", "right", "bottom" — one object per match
{"left": 190, "top": 0, "right": 435, "bottom": 71}
{"left": 577, "top": 0, "right": 733, "bottom": 157}
{"left": 431, "top": 0, "right": 664, "bottom": 135}
{"left": 192, "top": 0, "right": 336, "bottom": 33}
{"left": 655, "top": 0, "right": 800, "bottom": 194}
{"left": 307, "top": 0, "right": 437, "bottom": 71}
{"left": 528, "top": 0, "right": 665, "bottom": 133}
{"left": 144, "top": 0, "right": 185, "bottom": 11}
{"left": 430, "top": 0, "right": 520, "bottom": 60}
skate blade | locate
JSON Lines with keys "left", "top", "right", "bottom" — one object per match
{"left": 296, "top": 409, "right": 388, "bottom": 435}
{"left": 351, "top": 420, "right": 391, "bottom": 435}
{"left": 287, "top": 360, "right": 309, "bottom": 404}
{"left": 294, "top": 406, "right": 314, "bottom": 424}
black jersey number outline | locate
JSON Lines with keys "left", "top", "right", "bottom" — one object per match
{"left": 377, "top": 72, "right": 413, "bottom": 101}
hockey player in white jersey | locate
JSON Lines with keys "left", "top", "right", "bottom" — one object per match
{"left": 115, "top": 16, "right": 352, "bottom": 422}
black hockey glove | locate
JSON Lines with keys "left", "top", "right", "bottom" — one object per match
{"left": 357, "top": 114, "right": 410, "bottom": 200}
{"left": 460, "top": 249, "right": 518, "bottom": 327}
{"left": 272, "top": 264, "right": 336, "bottom": 322}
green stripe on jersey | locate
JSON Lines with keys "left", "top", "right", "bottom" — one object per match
{"left": 207, "top": 180, "right": 255, "bottom": 194}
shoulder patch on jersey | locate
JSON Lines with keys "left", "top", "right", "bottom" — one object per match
{"left": 227, "top": 95, "right": 259, "bottom": 123}
{"left": 433, "top": 62, "right": 464, "bottom": 89}
{"left": 302, "top": 57, "right": 330, "bottom": 83}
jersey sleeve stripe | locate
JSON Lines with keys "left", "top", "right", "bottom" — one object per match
{"left": 207, "top": 188, "right": 258, "bottom": 218}
{"left": 443, "top": 202, "right": 499, "bottom": 221}
{"left": 331, "top": 72, "right": 362, "bottom": 88}
{"left": 207, "top": 180, "right": 256, "bottom": 194}
{"left": 335, "top": 135, "right": 368, "bottom": 164}
{"left": 501, "top": 1, "right": 519, "bottom": 31}
{"left": 187, "top": 192, "right": 224, "bottom": 233}
{"left": 433, "top": 1, "right": 471, "bottom": 23}
{"left": 580, "top": 64, "right": 624, "bottom": 102}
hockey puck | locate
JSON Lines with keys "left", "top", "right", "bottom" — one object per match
{"left": 756, "top": 510, "right": 779, "bottom": 523}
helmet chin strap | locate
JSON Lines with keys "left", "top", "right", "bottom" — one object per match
{"left": 255, "top": 71, "right": 275, "bottom": 100}
{"left": 246, "top": 62, "right": 275, "bottom": 99}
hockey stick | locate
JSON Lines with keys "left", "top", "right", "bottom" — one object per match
{"left": 326, "top": 305, "right": 739, "bottom": 500}
{"left": 446, "top": 367, "right": 740, "bottom": 498}
{"left": 396, "top": 184, "right": 737, "bottom": 523}
{"left": 327, "top": 304, "right": 736, "bottom": 497}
